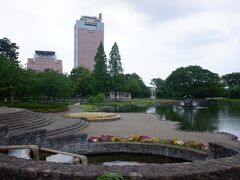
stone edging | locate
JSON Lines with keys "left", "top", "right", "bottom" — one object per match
{"left": 79, "top": 142, "right": 210, "bottom": 162}
{"left": 0, "top": 141, "right": 240, "bottom": 179}
{"left": 86, "top": 114, "right": 121, "bottom": 122}
{"left": 63, "top": 114, "right": 121, "bottom": 122}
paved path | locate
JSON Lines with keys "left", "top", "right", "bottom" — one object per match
{"left": 40, "top": 105, "right": 84, "bottom": 131}
{"left": 0, "top": 107, "right": 22, "bottom": 114}
{"left": 80, "top": 112, "right": 240, "bottom": 146}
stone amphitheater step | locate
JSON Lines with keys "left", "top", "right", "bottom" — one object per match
{"left": 0, "top": 113, "right": 43, "bottom": 125}
{"left": 0, "top": 108, "right": 54, "bottom": 137}
{"left": 3, "top": 113, "right": 46, "bottom": 124}
{"left": 0, "top": 109, "right": 33, "bottom": 118}
{"left": 8, "top": 123, "right": 53, "bottom": 138}
{"left": 0, "top": 111, "right": 38, "bottom": 123}
{"left": 47, "top": 120, "right": 89, "bottom": 138}
{"left": 9, "top": 117, "right": 52, "bottom": 131}
{"left": 7, "top": 119, "right": 53, "bottom": 137}
{"left": 1, "top": 115, "right": 46, "bottom": 127}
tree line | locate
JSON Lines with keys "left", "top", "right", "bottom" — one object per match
{"left": 0, "top": 38, "right": 239, "bottom": 103}
{"left": 151, "top": 66, "right": 240, "bottom": 99}
{"left": 71, "top": 42, "right": 149, "bottom": 99}
{"left": 0, "top": 38, "right": 149, "bottom": 104}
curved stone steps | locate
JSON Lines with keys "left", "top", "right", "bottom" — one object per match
{"left": 0, "top": 111, "right": 37, "bottom": 122}
{"left": 0, "top": 108, "right": 54, "bottom": 137}
{"left": 0, "top": 113, "right": 43, "bottom": 125}
{"left": 2, "top": 114, "right": 46, "bottom": 124}
{"left": 47, "top": 120, "right": 88, "bottom": 138}
{"left": 7, "top": 120, "right": 53, "bottom": 137}
{"left": 0, "top": 110, "right": 33, "bottom": 119}
{"left": 8, "top": 117, "right": 52, "bottom": 131}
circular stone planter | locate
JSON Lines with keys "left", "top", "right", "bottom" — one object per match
{"left": 0, "top": 142, "right": 240, "bottom": 179}
{"left": 80, "top": 142, "right": 211, "bottom": 162}
{"left": 64, "top": 112, "right": 121, "bottom": 122}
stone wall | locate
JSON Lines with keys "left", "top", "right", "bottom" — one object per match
{"left": 0, "top": 149, "right": 240, "bottom": 179}
{"left": 80, "top": 142, "right": 210, "bottom": 162}
{"left": 0, "top": 127, "right": 209, "bottom": 162}
{"left": 209, "top": 142, "right": 240, "bottom": 158}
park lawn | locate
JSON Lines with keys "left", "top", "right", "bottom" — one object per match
{"left": 81, "top": 98, "right": 178, "bottom": 112}
{"left": 0, "top": 102, "right": 68, "bottom": 112}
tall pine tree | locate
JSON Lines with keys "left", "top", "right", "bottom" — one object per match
{"left": 92, "top": 42, "right": 109, "bottom": 94}
{"left": 108, "top": 42, "right": 124, "bottom": 99}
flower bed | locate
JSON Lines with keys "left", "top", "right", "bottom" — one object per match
{"left": 64, "top": 112, "right": 120, "bottom": 121}
{"left": 88, "top": 135, "right": 209, "bottom": 151}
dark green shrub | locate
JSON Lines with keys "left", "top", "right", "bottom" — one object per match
{"left": 86, "top": 96, "right": 95, "bottom": 104}
{"left": 86, "top": 93, "right": 106, "bottom": 104}
{"left": 95, "top": 93, "right": 106, "bottom": 103}
{"left": 13, "top": 102, "right": 68, "bottom": 112}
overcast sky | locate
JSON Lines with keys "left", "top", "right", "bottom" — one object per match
{"left": 1, "top": 0, "right": 240, "bottom": 85}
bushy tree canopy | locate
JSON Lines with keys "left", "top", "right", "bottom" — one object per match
{"left": 150, "top": 78, "right": 167, "bottom": 98}
{"left": 165, "top": 65, "right": 223, "bottom": 98}
{"left": 222, "top": 73, "right": 240, "bottom": 88}
{"left": 39, "top": 70, "right": 72, "bottom": 99}
{"left": 70, "top": 66, "right": 93, "bottom": 97}
{"left": 0, "top": 37, "right": 19, "bottom": 62}
{"left": 124, "top": 73, "right": 149, "bottom": 98}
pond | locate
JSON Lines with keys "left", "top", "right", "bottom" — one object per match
{"left": 102, "top": 104, "right": 240, "bottom": 139}
{"left": 87, "top": 153, "right": 188, "bottom": 166}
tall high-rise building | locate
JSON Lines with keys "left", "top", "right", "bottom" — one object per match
{"left": 74, "top": 13, "right": 104, "bottom": 70}
{"left": 27, "top": 50, "right": 63, "bottom": 72}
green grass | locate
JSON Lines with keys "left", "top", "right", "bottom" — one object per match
{"left": 0, "top": 101, "right": 68, "bottom": 112}
{"left": 81, "top": 98, "right": 179, "bottom": 112}
{"left": 100, "top": 98, "right": 178, "bottom": 106}
{"left": 80, "top": 104, "right": 102, "bottom": 112}
{"left": 96, "top": 172, "right": 124, "bottom": 180}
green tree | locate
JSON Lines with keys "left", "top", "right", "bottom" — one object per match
{"left": 124, "top": 73, "right": 149, "bottom": 98}
{"left": 165, "top": 65, "right": 223, "bottom": 98}
{"left": 92, "top": 42, "right": 109, "bottom": 94}
{"left": 0, "top": 38, "right": 19, "bottom": 62}
{"left": 150, "top": 78, "right": 167, "bottom": 98}
{"left": 39, "top": 70, "right": 72, "bottom": 101}
{"left": 108, "top": 42, "right": 124, "bottom": 99}
{"left": 222, "top": 73, "right": 240, "bottom": 88}
{"left": 70, "top": 66, "right": 93, "bottom": 98}
{"left": 18, "top": 69, "right": 41, "bottom": 99}
{"left": 0, "top": 55, "right": 22, "bottom": 104}
{"left": 229, "top": 85, "right": 240, "bottom": 98}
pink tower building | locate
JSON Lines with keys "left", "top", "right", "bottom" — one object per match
{"left": 74, "top": 13, "right": 104, "bottom": 70}
{"left": 27, "top": 51, "right": 63, "bottom": 72}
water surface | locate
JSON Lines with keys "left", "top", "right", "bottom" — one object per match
{"left": 102, "top": 104, "right": 240, "bottom": 139}
{"left": 87, "top": 153, "right": 187, "bottom": 166}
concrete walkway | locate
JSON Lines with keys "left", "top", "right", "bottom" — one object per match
{"left": 80, "top": 112, "right": 240, "bottom": 146}
{"left": 40, "top": 104, "right": 84, "bottom": 131}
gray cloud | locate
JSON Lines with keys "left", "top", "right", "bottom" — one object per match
{"left": 0, "top": 0, "right": 240, "bottom": 85}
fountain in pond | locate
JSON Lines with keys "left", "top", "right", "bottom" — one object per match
{"left": 180, "top": 95, "right": 197, "bottom": 108}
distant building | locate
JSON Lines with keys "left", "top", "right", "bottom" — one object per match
{"left": 74, "top": 13, "right": 104, "bottom": 70}
{"left": 109, "top": 92, "right": 132, "bottom": 100}
{"left": 27, "top": 51, "right": 63, "bottom": 72}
